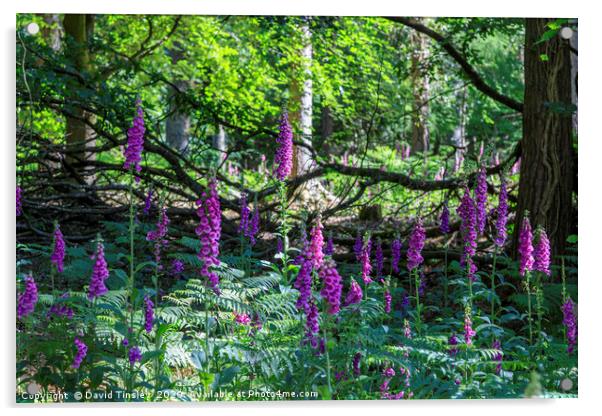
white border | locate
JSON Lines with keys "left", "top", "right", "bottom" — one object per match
{"left": 2, "top": 1, "right": 599, "bottom": 415}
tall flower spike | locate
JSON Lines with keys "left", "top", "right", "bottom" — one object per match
{"left": 238, "top": 193, "right": 250, "bottom": 235}
{"left": 344, "top": 279, "right": 363, "bottom": 306}
{"left": 16, "top": 185, "right": 22, "bottom": 216}
{"left": 518, "top": 215, "right": 534, "bottom": 277}
{"left": 304, "top": 301, "right": 320, "bottom": 349}
{"left": 294, "top": 257, "right": 313, "bottom": 313}
{"left": 128, "top": 346, "right": 142, "bottom": 365}
{"left": 274, "top": 112, "right": 293, "bottom": 181}
{"left": 448, "top": 333, "right": 459, "bottom": 357}
{"left": 195, "top": 179, "right": 222, "bottom": 295}
{"left": 391, "top": 238, "right": 401, "bottom": 274}
{"left": 384, "top": 289, "right": 392, "bottom": 313}
{"left": 407, "top": 218, "right": 425, "bottom": 271}
{"left": 319, "top": 258, "right": 343, "bottom": 315}
{"left": 144, "top": 295, "right": 154, "bottom": 333}
{"left": 375, "top": 239, "right": 384, "bottom": 279}
{"left": 146, "top": 206, "right": 170, "bottom": 269}
{"left": 561, "top": 297, "right": 577, "bottom": 354}
{"left": 88, "top": 240, "right": 109, "bottom": 300}
{"left": 143, "top": 188, "right": 153, "bottom": 216}
{"left": 51, "top": 223, "right": 66, "bottom": 273}
{"left": 308, "top": 216, "right": 325, "bottom": 269}
{"left": 17, "top": 274, "right": 38, "bottom": 319}
{"left": 123, "top": 99, "right": 145, "bottom": 182}
{"left": 71, "top": 338, "right": 88, "bottom": 369}
{"left": 494, "top": 178, "right": 508, "bottom": 247}
{"left": 533, "top": 227, "right": 551, "bottom": 276}
{"left": 475, "top": 167, "right": 488, "bottom": 234}
{"left": 492, "top": 339, "right": 503, "bottom": 375}
{"left": 464, "top": 305, "right": 476, "bottom": 346}
{"left": 352, "top": 352, "right": 362, "bottom": 377}
{"left": 457, "top": 187, "right": 478, "bottom": 280}
{"left": 324, "top": 231, "right": 334, "bottom": 256}
{"left": 354, "top": 231, "right": 363, "bottom": 262}
{"left": 440, "top": 203, "right": 450, "bottom": 234}
{"left": 360, "top": 235, "right": 373, "bottom": 284}
{"left": 247, "top": 206, "right": 260, "bottom": 246}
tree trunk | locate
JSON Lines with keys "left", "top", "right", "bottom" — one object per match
{"left": 514, "top": 18, "right": 575, "bottom": 257}
{"left": 165, "top": 46, "right": 192, "bottom": 154}
{"left": 42, "top": 14, "right": 62, "bottom": 52}
{"left": 62, "top": 14, "right": 96, "bottom": 183}
{"left": 291, "top": 21, "right": 314, "bottom": 177}
{"left": 410, "top": 20, "right": 431, "bottom": 154}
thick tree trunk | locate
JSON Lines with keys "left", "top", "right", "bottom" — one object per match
{"left": 165, "top": 46, "right": 192, "bottom": 154}
{"left": 291, "top": 22, "right": 314, "bottom": 176}
{"left": 42, "top": 14, "right": 62, "bottom": 51}
{"left": 514, "top": 18, "right": 575, "bottom": 257}
{"left": 62, "top": 14, "right": 96, "bottom": 182}
{"left": 410, "top": 20, "right": 431, "bottom": 154}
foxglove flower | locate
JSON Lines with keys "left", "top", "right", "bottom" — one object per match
{"left": 494, "top": 179, "right": 508, "bottom": 247}
{"left": 128, "top": 346, "right": 142, "bottom": 364}
{"left": 195, "top": 179, "right": 222, "bottom": 295}
{"left": 440, "top": 203, "right": 450, "bottom": 234}
{"left": 391, "top": 238, "right": 401, "bottom": 274}
{"left": 562, "top": 297, "right": 577, "bottom": 354}
{"left": 518, "top": 215, "right": 534, "bottom": 277}
{"left": 147, "top": 206, "right": 170, "bottom": 269}
{"left": 403, "top": 319, "right": 412, "bottom": 339}
{"left": 352, "top": 352, "right": 362, "bottom": 376}
{"left": 492, "top": 339, "right": 503, "bottom": 375}
{"left": 319, "top": 259, "right": 343, "bottom": 315}
{"left": 418, "top": 272, "right": 426, "bottom": 296}
{"left": 457, "top": 187, "right": 478, "bottom": 281}
{"left": 474, "top": 168, "right": 487, "bottom": 234}
{"left": 401, "top": 292, "right": 410, "bottom": 310}
{"left": 88, "top": 241, "right": 109, "bottom": 300}
{"left": 274, "top": 112, "right": 293, "bottom": 181}
{"left": 448, "top": 333, "right": 459, "bottom": 357}
{"left": 533, "top": 227, "right": 551, "bottom": 276}
{"left": 71, "top": 338, "right": 88, "bottom": 369}
{"left": 144, "top": 295, "right": 154, "bottom": 333}
{"left": 464, "top": 305, "right": 476, "bottom": 346}
{"left": 143, "top": 189, "right": 153, "bottom": 216}
{"left": 238, "top": 193, "right": 250, "bottom": 235}
{"left": 16, "top": 185, "right": 22, "bottom": 216}
{"left": 383, "top": 367, "right": 396, "bottom": 378}
{"left": 247, "top": 207, "right": 260, "bottom": 246}
{"left": 123, "top": 99, "right": 145, "bottom": 182}
{"left": 17, "top": 274, "right": 38, "bottom": 319}
{"left": 233, "top": 311, "right": 251, "bottom": 325}
{"left": 345, "top": 279, "right": 363, "bottom": 306}
{"left": 360, "top": 236, "right": 373, "bottom": 284}
{"left": 304, "top": 301, "right": 320, "bottom": 348}
{"left": 48, "top": 293, "right": 74, "bottom": 319}
{"left": 171, "top": 259, "right": 184, "bottom": 275}
{"left": 51, "top": 223, "right": 66, "bottom": 273}
{"left": 384, "top": 289, "right": 392, "bottom": 313}
{"left": 294, "top": 257, "right": 313, "bottom": 313}
{"left": 375, "top": 239, "right": 384, "bottom": 278}
{"left": 324, "top": 232, "right": 334, "bottom": 256}
{"left": 354, "top": 231, "right": 363, "bottom": 262}
{"left": 407, "top": 218, "right": 425, "bottom": 271}
{"left": 308, "top": 217, "right": 325, "bottom": 269}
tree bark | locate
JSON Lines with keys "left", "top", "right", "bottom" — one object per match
{"left": 410, "top": 20, "right": 431, "bottom": 154}
{"left": 515, "top": 18, "right": 575, "bottom": 257}
{"left": 291, "top": 21, "right": 314, "bottom": 177}
{"left": 62, "top": 14, "right": 96, "bottom": 180}
{"left": 165, "top": 46, "right": 192, "bottom": 154}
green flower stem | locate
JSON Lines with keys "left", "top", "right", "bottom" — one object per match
{"left": 490, "top": 248, "right": 498, "bottom": 324}
{"left": 526, "top": 271, "right": 533, "bottom": 345}
{"left": 444, "top": 243, "right": 449, "bottom": 309}
{"left": 414, "top": 268, "right": 421, "bottom": 336}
